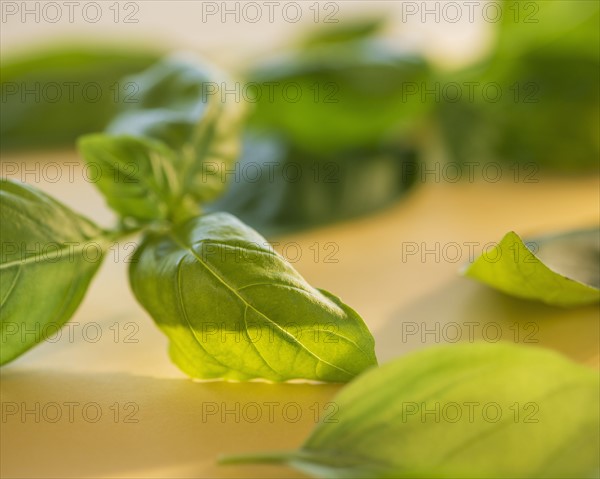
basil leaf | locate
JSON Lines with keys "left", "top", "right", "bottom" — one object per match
{"left": 212, "top": 24, "right": 427, "bottom": 232}
{"left": 77, "top": 134, "right": 183, "bottom": 222}
{"left": 79, "top": 56, "right": 243, "bottom": 223}
{"left": 0, "top": 179, "right": 106, "bottom": 365}
{"left": 495, "top": 0, "right": 599, "bottom": 59}
{"left": 299, "top": 17, "right": 385, "bottom": 49}
{"left": 247, "top": 41, "right": 430, "bottom": 156}
{"left": 221, "top": 342, "right": 600, "bottom": 479}
{"left": 106, "top": 55, "right": 243, "bottom": 204}
{"left": 209, "top": 132, "right": 418, "bottom": 234}
{"left": 463, "top": 230, "right": 600, "bottom": 307}
{"left": 1, "top": 46, "right": 158, "bottom": 151}
{"left": 437, "top": 2, "right": 599, "bottom": 173}
{"left": 129, "top": 212, "right": 377, "bottom": 382}
{"left": 229, "top": 29, "right": 428, "bottom": 231}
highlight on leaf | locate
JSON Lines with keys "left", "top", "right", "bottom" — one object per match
{"left": 129, "top": 212, "right": 377, "bottom": 382}
{"left": 462, "top": 229, "right": 600, "bottom": 307}
{"left": 0, "top": 179, "right": 107, "bottom": 365}
{"left": 78, "top": 55, "right": 245, "bottom": 224}
{"left": 220, "top": 342, "right": 600, "bottom": 479}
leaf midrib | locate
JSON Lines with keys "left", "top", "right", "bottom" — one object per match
{"left": 168, "top": 231, "right": 354, "bottom": 380}
{"left": 0, "top": 235, "right": 111, "bottom": 270}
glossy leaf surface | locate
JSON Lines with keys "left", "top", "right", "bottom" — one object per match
{"left": 0, "top": 179, "right": 105, "bottom": 365}
{"left": 463, "top": 230, "right": 600, "bottom": 307}
{"left": 129, "top": 212, "right": 377, "bottom": 382}
{"left": 222, "top": 343, "right": 600, "bottom": 478}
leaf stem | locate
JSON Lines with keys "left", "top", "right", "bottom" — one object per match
{"left": 218, "top": 450, "right": 295, "bottom": 465}
{"left": 106, "top": 224, "right": 144, "bottom": 241}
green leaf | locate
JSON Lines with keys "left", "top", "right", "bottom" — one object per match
{"left": 77, "top": 134, "right": 183, "bottom": 222}
{"left": 463, "top": 230, "right": 600, "bottom": 307}
{"left": 495, "top": 0, "right": 599, "bottom": 60}
{"left": 129, "top": 212, "right": 377, "bottom": 382}
{"left": 221, "top": 33, "right": 428, "bottom": 232}
{"left": 437, "top": 1, "right": 599, "bottom": 173}
{"left": 299, "top": 17, "right": 386, "bottom": 49}
{"left": 247, "top": 42, "right": 430, "bottom": 156}
{"left": 0, "top": 179, "right": 106, "bottom": 365}
{"left": 221, "top": 342, "right": 600, "bottom": 479}
{"left": 78, "top": 55, "right": 244, "bottom": 223}
{"left": 209, "top": 132, "right": 418, "bottom": 233}
{"left": 105, "top": 55, "right": 244, "bottom": 204}
{"left": 0, "top": 46, "right": 159, "bottom": 151}
{"left": 437, "top": 49, "right": 600, "bottom": 173}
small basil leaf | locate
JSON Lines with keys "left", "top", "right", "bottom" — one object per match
{"left": 129, "top": 212, "right": 377, "bottom": 382}
{"left": 221, "top": 342, "right": 600, "bottom": 479}
{"left": 463, "top": 230, "right": 600, "bottom": 307}
{"left": 77, "top": 134, "right": 184, "bottom": 222}
{"left": 106, "top": 55, "right": 244, "bottom": 205}
{"left": 79, "top": 56, "right": 243, "bottom": 223}
{"left": 0, "top": 179, "right": 106, "bottom": 365}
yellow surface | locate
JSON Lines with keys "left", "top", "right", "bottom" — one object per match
{"left": 1, "top": 150, "right": 599, "bottom": 478}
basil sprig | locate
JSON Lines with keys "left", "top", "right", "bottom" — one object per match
{"left": 1, "top": 56, "right": 377, "bottom": 382}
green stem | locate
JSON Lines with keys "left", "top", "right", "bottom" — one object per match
{"left": 218, "top": 450, "right": 295, "bottom": 465}
{"left": 104, "top": 224, "right": 145, "bottom": 243}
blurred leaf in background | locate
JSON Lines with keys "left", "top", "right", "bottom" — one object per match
{"left": 247, "top": 18, "right": 431, "bottom": 156}
{"left": 209, "top": 132, "right": 418, "bottom": 234}
{"left": 1, "top": 47, "right": 160, "bottom": 150}
{"left": 438, "top": 0, "right": 600, "bottom": 172}
{"left": 4, "top": 2, "right": 598, "bottom": 233}
{"left": 211, "top": 19, "right": 429, "bottom": 232}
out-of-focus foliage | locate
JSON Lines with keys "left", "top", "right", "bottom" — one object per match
{"left": 78, "top": 56, "right": 244, "bottom": 225}
{"left": 299, "top": 17, "right": 385, "bottom": 49}
{"left": 246, "top": 19, "right": 430, "bottom": 155}
{"left": 210, "top": 132, "right": 418, "bottom": 233}
{"left": 212, "top": 19, "right": 428, "bottom": 231}
{"left": 1, "top": 47, "right": 160, "bottom": 150}
{"left": 438, "top": 0, "right": 600, "bottom": 172}
{"left": 2, "top": 3, "right": 599, "bottom": 232}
